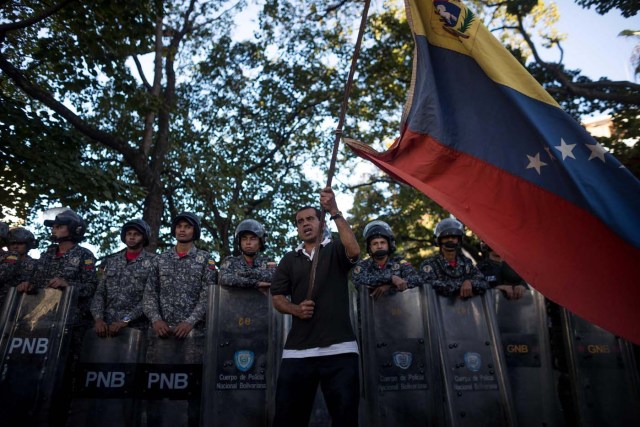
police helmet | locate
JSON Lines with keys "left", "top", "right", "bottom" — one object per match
{"left": 234, "top": 219, "right": 266, "bottom": 251}
{"left": 121, "top": 219, "right": 152, "bottom": 247}
{"left": 43, "top": 209, "right": 86, "bottom": 243}
{"left": 171, "top": 212, "right": 201, "bottom": 241}
{"left": 7, "top": 227, "right": 38, "bottom": 250}
{"left": 434, "top": 217, "right": 464, "bottom": 246}
{"left": 363, "top": 220, "right": 396, "bottom": 253}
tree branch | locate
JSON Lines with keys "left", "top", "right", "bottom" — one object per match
{"left": 516, "top": 14, "right": 640, "bottom": 105}
{"left": 0, "top": 52, "right": 155, "bottom": 186}
{"left": 0, "top": 0, "right": 76, "bottom": 33}
{"left": 345, "top": 177, "right": 394, "bottom": 190}
{"left": 132, "top": 55, "right": 152, "bottom": 90}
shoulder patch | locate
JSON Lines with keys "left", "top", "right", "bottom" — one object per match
{"left": 392, "top": 263, "right": 400, "bottom": 270}
{"left": 221, "top": 260, "right": 230, "bottom": 269}
{"left": 422, "top": 265, "right": 432, "bottom": 273}
{"left": 3, "top": 255, "right": 18, "bottom": 263}
{"left": 353, "top": 265, "right": 361, "bottom": 274}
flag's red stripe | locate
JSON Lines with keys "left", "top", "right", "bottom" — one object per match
{"left": 352, "top": 129, "right": 640, "bottom": 343}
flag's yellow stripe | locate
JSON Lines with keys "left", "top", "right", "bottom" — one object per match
{"left": 407, "top": 0, "right": 559, "bottom": 108}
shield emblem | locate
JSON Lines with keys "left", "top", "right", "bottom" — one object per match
{"left": 392, "top": 351, "right": 413, "bottom": 370}
{"left": 234, "top": 350, "right": 255, "bottom": 372}
{"left": 464, "top": 352, "right": 482, "bottom": 372}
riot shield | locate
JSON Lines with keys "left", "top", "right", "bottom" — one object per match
{"left": 0, "top": 286, "right": 77, "bottom": 426}
{"left": 359, "top": 286, "right": 440, "bottom": 427}
{"left": 66, "top": 327, "right": 147, "bottom": 427}
{"left": 201, "top": 285, "right": 273, "bottom": 426}
{"left": 493, "top": 288, "right": 563, "bottom": 427}
{"left": 141, "top": 329, "right": 204, "bottom": 427}
{"left": 561, "top": 309, "right": 640, "bottom": 426}
{"left": 428, "top": 287, "right": 516, "bottom": 427}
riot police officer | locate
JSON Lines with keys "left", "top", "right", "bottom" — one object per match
{"left": 477, "top": 242, "right": 527, "bottom": 300}
{"left": 219, "top": 219, "right": 275, "bottom": 292}
{"left": 352, "top": 220, "right": 420, "bottom": 300}
{"left": 0, "top": 227, "right": 37, "bottom": 306}
{"left": 18, "top": 209, "right": 97, "bottom": 319}
{"left": 91, "top": 219, "right": 155, "bottom": 337}
{"left": 142, "top": 212, "right": 217, "bottom": 339}
{"left": 419, "top": 217, "right": 486, "bottom": 297}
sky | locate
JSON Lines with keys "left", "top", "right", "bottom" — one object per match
{"left": 551, "top": 1, "right": 638, "bottom": 83}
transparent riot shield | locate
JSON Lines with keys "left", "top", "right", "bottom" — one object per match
{"left": 0, "top": 286, "right": 77, "bottom": 426}
{"left": 428, "top": 287, "right": 516, "bottom": 427}
{"left": 493, "top": 288, "right": 563, "bottom": 427}
{"left": 66, "top": 327, "right": 147, "bottom": 427}
{"left": 359, "top": 286, "right": 440, "bottom": 427}
{"left": 561, "top": 309, "right": 640, "bottom": 426}
{"left": 201, "top": 285, "right": 273, "bottom": 426}
{"left": 141, "top": 329, "right": 204, "bottom": 427}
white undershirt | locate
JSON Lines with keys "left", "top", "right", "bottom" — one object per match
{"left": 282, "top": 340, "right": 359, "bottom": 359}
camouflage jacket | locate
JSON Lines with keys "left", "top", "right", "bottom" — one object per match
{"left": 0, "top": 252, "right": 36, "bottom": 306}
{"left": 352, "top": 255, "right": 421, "bottom": 290}
{"left": 419, "top": 252, "right": 487, "bottom": 296}
{"left": 142, "top": 245, "right": 217, "bottom": 327}
{"left": 29, "top": 244, "right": 98, "bottom": 322}
{"left": 218, "top": 254, "right": 275, "bottom": 288}
{"left": 90, "top": 249, "right": 155, "bottom": 326}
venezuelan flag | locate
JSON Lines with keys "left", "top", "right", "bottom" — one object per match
{"left": 347, "top": 0, "right": 640, "bottom": 343}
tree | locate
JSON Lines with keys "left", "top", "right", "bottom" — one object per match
{"left": 0, "top": 0, "right": 368, "bottom": 256}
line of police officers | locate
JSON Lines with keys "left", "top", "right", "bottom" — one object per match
{"left": 0, "top": 208, "right": 566, "bottom": 426}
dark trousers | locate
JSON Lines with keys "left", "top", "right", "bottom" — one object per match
{"left": 273, "top": 353, "right": 359, "bottom": 427}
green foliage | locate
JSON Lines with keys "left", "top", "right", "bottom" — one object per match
{"left": 575, "top": 0, "right": 638, "bottom": 18}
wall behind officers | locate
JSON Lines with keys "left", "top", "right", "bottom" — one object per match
{"left": 477, "top": 243, "right": 528, "bottom": 300}
{"left": 17, "top": 209, "right": 97, "bottom": 322}
{"left": 218, "top": 219, "right": 275, "bottom": 293}
{"left": 270, "top": 188, "right": 360, "bottom": 427}
{"left": 0, "top": 227, "right": 37, "bottom": 306}
{"left": 91, "top": 219, "right": 155, "bottom": 337}
{"left": 142, "top": 212, "right": 217, "bottom": 340}
{"left": 352, "top": 220, "right": 420, "bottom": 300}
{"left": 420, "top": 217, "right": 487, "bottom": 297}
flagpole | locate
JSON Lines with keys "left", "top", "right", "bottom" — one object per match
{"left": 306, "top": 0, "right": 371, "bottom": 300}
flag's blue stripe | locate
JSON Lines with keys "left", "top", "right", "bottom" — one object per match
{"left": 407, "top": 35, "right": 640, "bottom": 248}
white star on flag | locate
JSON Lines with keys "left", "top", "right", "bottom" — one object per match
{"left": 586, "top": 142, "right": 607, "bottom": 162}
{"left": 526, "top": 153, "right": 547, "bottom": 175}
{"left": 554, "top": 138, "right": 576, "bottom": 161}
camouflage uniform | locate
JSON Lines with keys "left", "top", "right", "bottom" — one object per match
{"left": 419, "top": 253, "right": 487, "bottom": 296}
{"left": 90, "top": 249, "right": 155, "bottom": 328}
{"left": 218, "top": 254, "right": 275, "bottom": 288}
{"left": 29, "top": 244, "right": 98, "bottom": 323}
{"left": 0, "top": 252, "right": 36, "bottom": 306}
{"left": 143, "top": 246, "right": 217, "bottom": 329}
{"left": 352, "top": 255, "right": 421, "bottom": 290}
